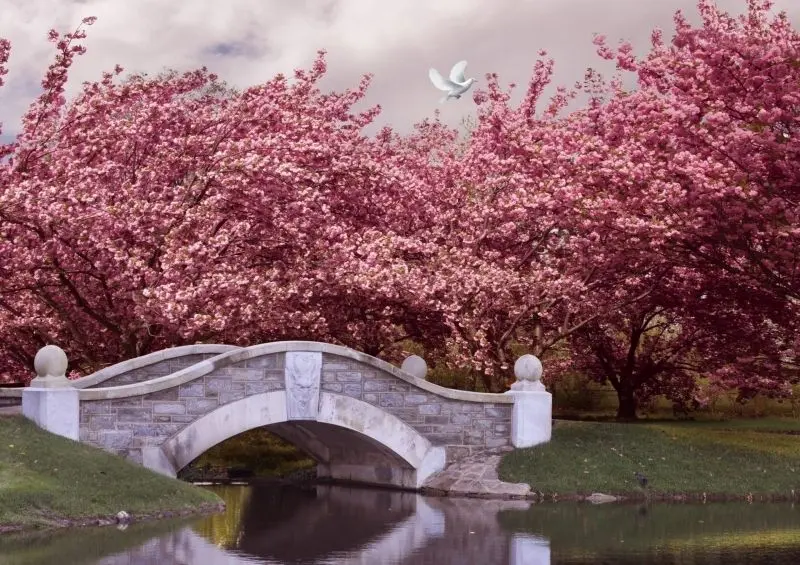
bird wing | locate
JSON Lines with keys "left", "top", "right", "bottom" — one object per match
{"left": 429, "top": 68, "right": 457, "bottom": 91}
{"left": 449, "top": 60, "right": 468, "bottom": 84}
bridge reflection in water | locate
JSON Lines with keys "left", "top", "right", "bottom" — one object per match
{"left": 10, "top": 486, "right": 798, "bottom": 564}
{"left": 95, "top": 484, "right": 548, "bottom": 565}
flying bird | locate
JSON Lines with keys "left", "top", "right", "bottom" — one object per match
{"left": 428, "top": 60, "right": 476, "bottom": 103}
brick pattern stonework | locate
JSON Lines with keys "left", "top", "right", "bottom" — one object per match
{"left": 86, "top": 354, "right": 217, "bottom": 388}
{"left": 319, "top": 354, "right": 512, "bottom": 462}
{"left": 79, "top": 351, "right": 512, "bottom": 466}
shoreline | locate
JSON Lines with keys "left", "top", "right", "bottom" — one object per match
{"left": 0, "top": 501, "right": 225, "bottom": 535}
{"left": 421, "top": 489, "right": 799, "bottom": 503}
{"left": 185, "top": 476, "right": 800, "bottom": 505}
{"left": 0, "top": 416, "right": 225, "bottom": 536}
{"left": 2, "top": 480, "right": 795, "bottom": 536}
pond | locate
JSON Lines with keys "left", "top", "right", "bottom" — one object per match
{"left": 2, "top": 483, "right": 800, "bottom": 564}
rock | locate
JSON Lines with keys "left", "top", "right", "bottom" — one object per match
{"left": 115, "top": 510, "right": 131, "bottom": 524}
{"left": 586, "top": 492, "right": 618, "bottom": 504}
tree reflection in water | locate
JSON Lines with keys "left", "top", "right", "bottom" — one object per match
{"left": 189, "top": 483, "right": 542, "bottom": 564}
{"left": 192, "top": 484, "right": 252, "bottom": 550}
{"left": 188, "top": 485, "right": 800, "bottom": 565}
{"left": 7, "top": 485, "right": 800, "bottom": 565}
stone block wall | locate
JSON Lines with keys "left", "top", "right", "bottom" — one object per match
{"left": 79, "top": 354, "right": 285, "bottom": 464}
{"left": 0, "top": 395, "right": 21, "bottom": 407}
{"left": 319, "top": 354, "right": 512, "bottom": 462}
{"left": 79, "top": 349, "right": 512, "bottom": 468}
{"left": 85, "top": 354, "right": 218, "bottom": 388}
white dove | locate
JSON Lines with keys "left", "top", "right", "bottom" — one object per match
{"left": 428, "top": 60, "right": 475, "bottom": 103}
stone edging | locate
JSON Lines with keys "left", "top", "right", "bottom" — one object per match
{"left": 70, "top": 344, "right": 241, "bottom": 389}
{"left": 77, "top": 341, "right": 514, "bottom": 404}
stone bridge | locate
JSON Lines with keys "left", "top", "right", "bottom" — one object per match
{"left": 0, "top": 341, "right": 551, "bottom": 489}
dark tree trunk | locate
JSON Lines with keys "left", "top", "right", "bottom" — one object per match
{"left": 482, "top": 372, "right": 502, "bottom": 393}
{"left": 616, "top": 386, "right": 638, "bottom": 421}
{"left": 362, "top": 345, "right": 381, "bottom": 357}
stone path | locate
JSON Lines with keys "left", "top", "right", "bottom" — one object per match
{"left": 421, "top": 454, "right": 531, "bottom": 499}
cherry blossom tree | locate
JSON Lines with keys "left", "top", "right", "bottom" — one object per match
{"left": 404, "top": 0, "right": 800, "bottom": 398}
{"left": 372, "top": 59, "right": 666, "bottom": 392}
{"left": 572, "top": 0, "right": 800, "bottom": 406}
{"left": 567, "top": 266, "right": 790, "bottom": 419}
{"left": 0, "top": 19, "right": 453, "bottom": 381}
{"left": 588, "top": 0, "right": 799, "bottom": 313}
{"left": 2, "top": 0, "right": 797, "bottom": 413}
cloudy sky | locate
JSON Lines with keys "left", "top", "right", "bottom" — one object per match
{"left": 1, "top": 0, "right": 799, "bottom": 140}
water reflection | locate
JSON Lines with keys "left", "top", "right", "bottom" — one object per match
{"left": 498, "top": 500, "right": 800, "bottom": 563}
{"left": 193, "top": 484, "right": 251, "bottom": 550}
{"left": 0, "top": 517, "right": 197, "bottom": 565}
{"left": 230, "top": 483, "right": 445, "bottom": 563}
{"left": 2, "top": 483, "right": 800, "bottom": 565}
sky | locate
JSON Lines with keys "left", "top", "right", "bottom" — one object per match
{"left": 1, "top": 0, "right": 799, "bottom": 141}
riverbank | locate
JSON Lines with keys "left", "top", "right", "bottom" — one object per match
{"left": 0, "top": 415, "right": 224, "bottom": 533}
{"left": 499, "top": 418, "right": 800, "bottom": 501}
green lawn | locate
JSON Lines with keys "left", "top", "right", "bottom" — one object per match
{"left": 499, "top": 418, "right": 800, "bottom": 498}
{"left": 0, "top": 416, "right": 222, "bottom": 531}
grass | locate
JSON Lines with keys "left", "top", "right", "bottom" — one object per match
{"left": 550, "top": 374, "right": 800, "bottom": 420}
{"left": 0, "top": 415, "right": 222, "bottom": 532}
{"left": 499, "top": 418, "right": 800, "bottom": 499}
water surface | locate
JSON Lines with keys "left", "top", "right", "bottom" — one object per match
{"left": 2, "top": 483, "right": 799, "bottom": 564}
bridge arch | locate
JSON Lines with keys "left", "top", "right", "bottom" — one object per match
{"left": 144, "top": 390, "right": 446, "bottom": 488}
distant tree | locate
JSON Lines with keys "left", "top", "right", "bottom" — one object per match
{"left": 567, "top": 268, "right": 790, "bottom": 419}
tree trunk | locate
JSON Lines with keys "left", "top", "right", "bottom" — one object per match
{"left": 362, "top": 344, "right": 381, "bottom": 357}
{"left": 481, "top": 372, "right": 502, "bottom": 393}
{"left": 616, "top": 386, "right": 638, "bottom": 421}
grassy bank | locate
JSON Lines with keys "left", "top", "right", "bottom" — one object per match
{"left": 0, "top": 416, "right": 223, "bottom": 532}
{"left": 499, "top": 418, "right": 800, "bottom": 500}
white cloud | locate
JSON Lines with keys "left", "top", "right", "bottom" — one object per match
{"left": 1, "top": 0, "right": 799, "bottom": 138}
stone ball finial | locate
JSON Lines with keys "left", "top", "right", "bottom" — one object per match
{"left": 401, "top": 355, "right": 428, "bottom": 380}
{"left": 34, "top": 345, "right": 68, "bottom": 378}
{"left": 514, "top": 354, "right": 542, "bottom": 382}
{"left": 30, "top": 345, "right": 71, "bottom": 388}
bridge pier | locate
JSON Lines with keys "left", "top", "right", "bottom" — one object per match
{"left": 22, "top": 387, "right": 80, "bottom": 441}
{"left": 505, "top": 355, "right": 552, "bottom": 448}
{"left": 21, "top": 345, "right": 80, "bottom": 441}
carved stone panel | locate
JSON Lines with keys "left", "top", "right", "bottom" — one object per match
{"left": 285, "top": 352, "right": 322, "bottom": 420}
